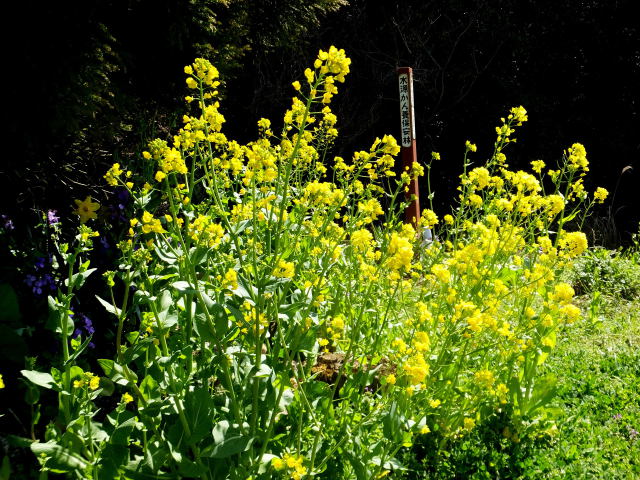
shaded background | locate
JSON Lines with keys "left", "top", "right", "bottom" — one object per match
{"left": 3, "top": 0, "right": 639, "bottom": 243}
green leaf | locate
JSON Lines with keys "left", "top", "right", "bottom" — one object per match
{"left": 0, "top": 455, "right": 11, "bottom": 480}
{"left": 185, "top": 388, "right": 214, "bottom": 445}
{"left": 98, "top": 359, "right": 133, "bottom": 385}
{"left": 65, "top": 268, "right": 97, "bottom": 290}
{"left": 110, "top": 413, "right": 137, "bottom": 446}
{"left": 123, "top": 337, "right": 154, "bottom": 364}
{"left": 172, "top": 281, "right": 195, "bottom": 294}
{"left": 30, "top": 441, "right": 88, "bottom": 471}
{"left": 139, "top": 374, "right": 159, "bottom": 400}
{"left": 97, "top": 444, "right": 128, "bottom": 480}
{"left": 202, "top": 435, "right": 253, "bottom": 459}
{"left": 95, "top": 295, "right": 122, "bottom": 317}
{"left": 382, "top": 401, "right": 401, "bottom": 440}
{"left": 64, "top": 335, "right": 94, "bottom": 366}
{"left": 212, "top": 303, "right": 229, "bottom": 338}
{"left": 20, "top": 370, "right": 59, "bottom": 391}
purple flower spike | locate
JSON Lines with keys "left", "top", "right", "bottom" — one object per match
{"left": 47, "top": 210, "right": 59, "bottom": 225}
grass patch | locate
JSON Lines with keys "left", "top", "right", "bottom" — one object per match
{"left": 525, "top": 293, "right": 640, "bottom": 478}
{"left": 403, "top": 260, "right": 640, "bottom": 479}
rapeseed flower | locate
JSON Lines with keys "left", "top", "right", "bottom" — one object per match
{"left": 122, "top": 392, "right": 134, "bottom": 404}
{"left": 593, "top": 187, "right": 608, "bottom": 203}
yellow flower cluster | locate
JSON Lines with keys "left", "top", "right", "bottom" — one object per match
{"left": 184, "top": 57, "right": 220, "bottom": 90}
{"left": 272, "top": 453, "right": 307, "bottom": 479}
{"left": 73, "top": 372, "right": 100, "bottom": 390}
{"left": 273, "top": 259, "right": 295, "bottom": 279}
{"left": 140, "top": 211, "right": 166, "bottom": 234}
{"left": 189, "top": 215, "right": 225, "bottom": 248}
{"left": 593, "top": 187, "right": 609, "bottom": 203}
{"left": 387, "top": 232, "right": 414, "bottom": 272}
{"left": 104, "top": 163, "right": 123, "bottom": 186}
{"left": 567, "top": 142, "right": 589, "bottom": 172}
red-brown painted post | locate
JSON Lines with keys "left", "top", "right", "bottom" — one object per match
{"left": 397, "top": 67, "right": 420, "bottom": 225}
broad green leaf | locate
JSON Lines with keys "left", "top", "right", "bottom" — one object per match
{"left": 202, "top": 435, "right": 253, "bottom": 459}
{"left": 30, "top": 441, "right": 88, "bottom": 471}
{"left": 20, "top": 370, "right": 59, "bottom": 391}
{"left": 185, "top": 388, "right": 214, "bottom": 445}
{"left": 65, "top": 268, "right": 97, "bottom": 290}
{"left": 95, "top": 295, "right": 122, "bottom": 317}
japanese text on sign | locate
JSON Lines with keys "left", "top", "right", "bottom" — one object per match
{"left": 398, "top": 72, "right": 415, "bottom": 147}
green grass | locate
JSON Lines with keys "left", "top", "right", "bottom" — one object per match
{"left": 521, "top": 293, "right": 640, "bottom": 479}
{"left": 402, "top": 252, "right": 640, "bottom": 479}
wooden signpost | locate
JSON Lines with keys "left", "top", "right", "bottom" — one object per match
{"left": 397, "top": 67, "right": 420, "bottom": 225}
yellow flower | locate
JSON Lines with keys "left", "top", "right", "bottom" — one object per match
{"left": 567, "top": 143, "right": 589, "bottom": 172}
{"left": 509, "top": 105, "right": 528, "bottom": 125}
{"left": 122, "top": 392, "right": 134, "bottom": 404}
{"left": 292, "top": 80, "right": 301, "bottom": 91}
{"left": 463, "top": 417, "right": 476, "bottom": 431}
{"left": 419, "top": 425, "right": 431, "bottom": 434}
{"left": 104, "top": 163, "right": 123, "bottom": 186}
{"left": 384, "top": 374, "right": 396, "bottom": 385}
{"left": 421, "top": 209, "right": 438, "bottom": 228}
{"left": 560, "top": 304, "right": 581, "bottom": 323}
{"left": 223, "top": 268, "right": 238, "bottom": 290}
{"left": 558, "top": 231, "right": 588, "bottom": 257}
{"left": 73, "top": 196, "right": 100, "bottom": 223}
{"left": 186, "top": 77, "right": 198, "bottom": 89}
{"left": 593, "top": 187, "right": 608, "bottom": 203}
{"left": 403, "top": 354, "right": 429, "bottom": 384}
{"left": 413, "top": 331, "right": 430, "bottom": 352}
{"left": 431, "top": 264, "right": 451, "bottom": 283}
{"left": 271, "top": 457, "right": 285, "bottom": 471}
{"left": 351, "top": 228, "right": 373, "bottom": 252}
{"left": 273, "top": 259, "right": 295, "bottom": 279}
{"left": 387, "top": 232, "right": 413, "bottom": 271}
{"left": 140, "top": 211, "right": 166, "bottom": 234}
{"left": 89, "top": 375, "right": 100, "bottom": 391}
{"left": 474, "top": 369, "right": 495, "bottom": 389}
{"left": 465, "top": 140, "right": 477, "bottom": 152}
{"left": 530, "top": 160, "right": 545, "bottom": 174}
{"left": 0, "top": 374, "right": 5, "bottom": 389}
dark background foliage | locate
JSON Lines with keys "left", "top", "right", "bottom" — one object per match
{"left": 3, "top": 0, "right": 639, "bottom": 237}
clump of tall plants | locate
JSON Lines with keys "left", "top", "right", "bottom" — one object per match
{"left": 20, "top": 47, "right": 607, "bottom": 479}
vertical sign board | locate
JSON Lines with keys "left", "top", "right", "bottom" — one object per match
{"left": 398, "top": 67, "right": 420, "bottom": 225}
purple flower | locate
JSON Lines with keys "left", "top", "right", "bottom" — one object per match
{"left": 1, "top": 214, "right": 14, "bottom": 231}
{"left": 24, "top": 272, "right": 57, "bottom": 296}
{"left": 47, "top": 210, "right": 59, "bottom": 225}
{"left": 35, "top": 257, "right": 47, "bottom": 270}
{"left": 72, "top": 312, "right": 95, "bottom": 348}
